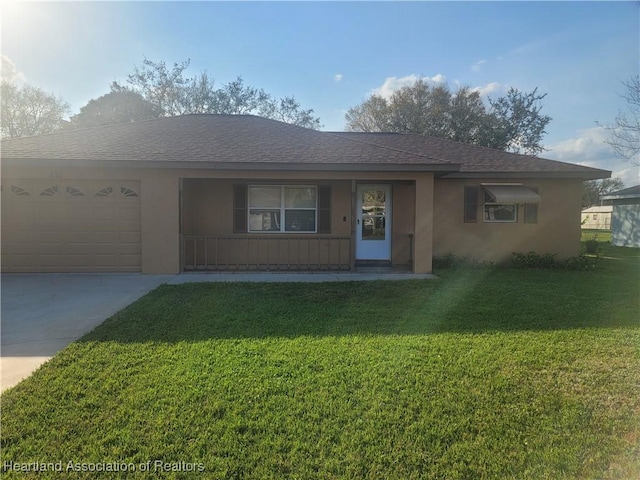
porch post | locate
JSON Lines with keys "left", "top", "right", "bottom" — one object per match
{"left": 140, "top": 173, "right": 181, "bottom": 274}
{"left": 350, "top": 179, "right": 356, "bottom": 271}
{"left": 413, "top": 173, "right": 434, "bottom": 273}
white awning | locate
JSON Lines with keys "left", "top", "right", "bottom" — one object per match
{"left": 483, "top": 185, "right": 541, "bottom": 204}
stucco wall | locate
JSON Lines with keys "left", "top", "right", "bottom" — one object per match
{"left": 391, "top": 182, "right": 416, "bottom": 266}
{"left": 3, "top": 163, "right": 584, "bottom": 273}
{"left": 432, "top": 178, "right": 584, "bottom": 263}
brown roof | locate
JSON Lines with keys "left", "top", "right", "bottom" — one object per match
{"left": 334, "top": 132, "right": 610, "bottom": 179}
{"left": 1, "top": 114, "right": 610, "bottom": 179}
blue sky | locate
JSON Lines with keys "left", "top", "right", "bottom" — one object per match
{"left": 2, "top": 1, "right": 638, "bottom": 184}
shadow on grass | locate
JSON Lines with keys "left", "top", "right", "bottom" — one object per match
{"left": 79, "top": 247, "right": 639, "bottom": 343}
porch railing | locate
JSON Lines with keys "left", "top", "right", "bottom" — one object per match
{"left": 182, "top": 235, "right": 352, "bottom": 271}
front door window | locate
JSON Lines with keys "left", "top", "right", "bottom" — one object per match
{"left": 356, "top": 185, "right": 392, "bottom": 260}
{"left": 361, "top": 190, "right": 387, "bottom": 241}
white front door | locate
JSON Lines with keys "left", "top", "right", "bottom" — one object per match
{"left": 356, "top": 184, "right": 392, "bottom": 261}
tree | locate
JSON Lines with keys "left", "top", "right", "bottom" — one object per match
{"left": 260, "top": 96, "right": 322, "bottom": 130}
{"left": 600, "top": 75, "right": 639, "bottom": 165}
{"left": 344, "top": 79, "right": 551, "bottom": 155}
{"left": 112, "top": 58, "right": 322, "bottom": 128}
{"left": 112, "top": 58, "right": 194, "bottom": 117}
{"left": 69, "top": 90, "right": 160, "bottom": 129}
{"left": 214, "top": 76, "right": 271, "bottom": 115}
{"left": 582, "top": 178, "right": 625, "bottom": 208}
{"left": 488, "top": 87, "right": 551, "bottom": 155}
{"left": 1, "top": 80, "right": 69, "bottom": 139}
{"left": 344, "top": 95, "right": 390, "bottom": 132}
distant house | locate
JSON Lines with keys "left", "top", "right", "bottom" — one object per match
{"left": 581, "top": 205, "right": 612, "bottom": 230}
{"left": 602, "top": 185, "right": 640, "bottom": 248}
{"left": 1, "top": 115, "right": 610, "bottom": 274}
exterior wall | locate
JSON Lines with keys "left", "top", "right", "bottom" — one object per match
{"left": 433, "top": 178, "right": 584, "bottom": 263}
{"left": 611, "top": 203, "right": 640, "bottom": 247}
{"left": 413, "top": 174, "right": 434, "bottom": 273}
{"left": 581, "top": 206, "right": 612, "bottom": 230}
{"left": 391, "top": 182, "right": 416, "bottom": 267}
{"left": 4, "top": 162, "right": 587, "bottom": 273}
{"left": 2, "top": 166, "right": 425, "bottom": 274}
{"left": 141, "top": 173, "right": 180, "bottom": 274}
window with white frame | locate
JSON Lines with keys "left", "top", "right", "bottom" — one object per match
{"left": 248, "top": 186, "right": 317, "bottom": 232}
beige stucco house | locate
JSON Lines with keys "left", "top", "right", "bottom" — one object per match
{"left": 1, "top": 115, "right": 610, "bottom": 274}
{"left": 581, "top": 205, "right": 613, "bottom": 230}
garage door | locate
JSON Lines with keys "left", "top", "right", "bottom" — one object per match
{"left": 1, "top": 180, "right": 141, "bottom": 272}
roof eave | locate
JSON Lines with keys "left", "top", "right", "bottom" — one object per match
{"left": 601, "top": 193, "right": 640, "bottom": 200}
{"left": 441, "top": 170, "right": 611, "bottom": 180}
{"left": 0, "top": 158, "right": 460, "bottom": 173}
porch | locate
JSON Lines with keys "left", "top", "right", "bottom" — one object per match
{"left": 179, "top": 175, "right": 433, "bottom": 274}
{"left": 182, "top": 235, "right": 352, "bottom": 271}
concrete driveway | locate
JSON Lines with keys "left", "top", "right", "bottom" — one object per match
{"left": 1, "top": 273, "right": 173, "bottom": 392}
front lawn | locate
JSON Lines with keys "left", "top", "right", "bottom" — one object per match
{"left": 581, "top": 228, "right": 612, "bottom": 243}
{"left": 2, "top": 244, "right": 639, "bottom": 479}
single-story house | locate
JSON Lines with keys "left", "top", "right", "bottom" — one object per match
{"left": 602, "top": 185, "right": 640, "bottom": 248}
{"left": 581, "top": 205, "right": 613, "bottom": 230}
{"left": 1, "top": 114, "right": 610, "bottom": 274}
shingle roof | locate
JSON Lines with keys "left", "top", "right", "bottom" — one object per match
{"left": 1, "top": 114, "right": 610, "bottom": 179}
{"left": 334, "top": 132, "right": 609, "bottom": 178}
{"left": 602, "top": 185, "right": 640, "bottom": 199}
{"left": 1, "top": 115, "right": 449, "bottom": 169}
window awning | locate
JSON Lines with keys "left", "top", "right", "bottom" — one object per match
{"left": 482, "top": 185, "right": 541, "bottom": 204}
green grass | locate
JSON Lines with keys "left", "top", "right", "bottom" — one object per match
{"left": 581, "top": 228, "right": 612, "bottom": 243}
{"left": 2, "top": 243, "right": 639, "bottom": 479}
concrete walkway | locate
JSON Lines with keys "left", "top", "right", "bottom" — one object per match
{"left": 1, "top": 271, "right": 435, "bottom": 392}
{"left": 1, "top": 273, "right": 172, "bottom": 392}
{"left": 168, "top": 271, "right": 437, "bottom": 284}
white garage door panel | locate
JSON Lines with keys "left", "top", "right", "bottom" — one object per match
{"left": 2, "top": 180, "right": 142, "bottom": 273}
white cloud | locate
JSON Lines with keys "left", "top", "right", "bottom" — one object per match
{"left": 334, "top": 73, "right": 343, "bottom": 82}
{"left": 0, "top": 55, "right": 26, "bottom": 83}
{"left": 546, "top": 127, "right": 640, "bottom": 186}
{"left": 471, "top": 59, "right": 487, "bottom": 72}
{"left": 548, "top": 127, "right": 613, "bottom": 162}
{"left": 371, "top": 73, "right": 447, "bottom": 99}
{"left": 471, "top": 82, "right": 503, "bottom": 97}
{"left": 371, "top": 74, "right": 504, "bottom": 101}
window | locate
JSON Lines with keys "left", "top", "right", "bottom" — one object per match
{"left": 483, "top": 203, "right": 518, "bottom": 222}
{"left": 39, "top": 186, "right": 58, "bottom": 196}
{"left": 66, "top": 186, "right": 85, "bottom": 197}
{"left": 121, "top": 186, "right": 139, "bottom": 197}
{"left": 248, "top": 186, "right": 317, "bottom": 232}
{"left": 11, "top": 185, "right": 30, "bottom": 196}
{"left": 483, "top": 191, "right": 517, "bottom": 222}
{"left": 95, "top": 186, "right": 114, "bottom": 197}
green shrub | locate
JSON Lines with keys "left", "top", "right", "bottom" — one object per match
{"left": 432, "top": 254, "right": 495, "bottom": 270}
{"left": 432, "top": 253, "right": 459, "bottom": 269}
{"left": 511, "top": 251, "right": 599, "bottom": 271}
{"left": 585, "top": 239, "right": 599, "bottom": 254}
{"left": 560, "top": 254, "right": 600, "bottom": 271}
{"left": 511, "top": 251, "right": 557, "bottom": 269}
